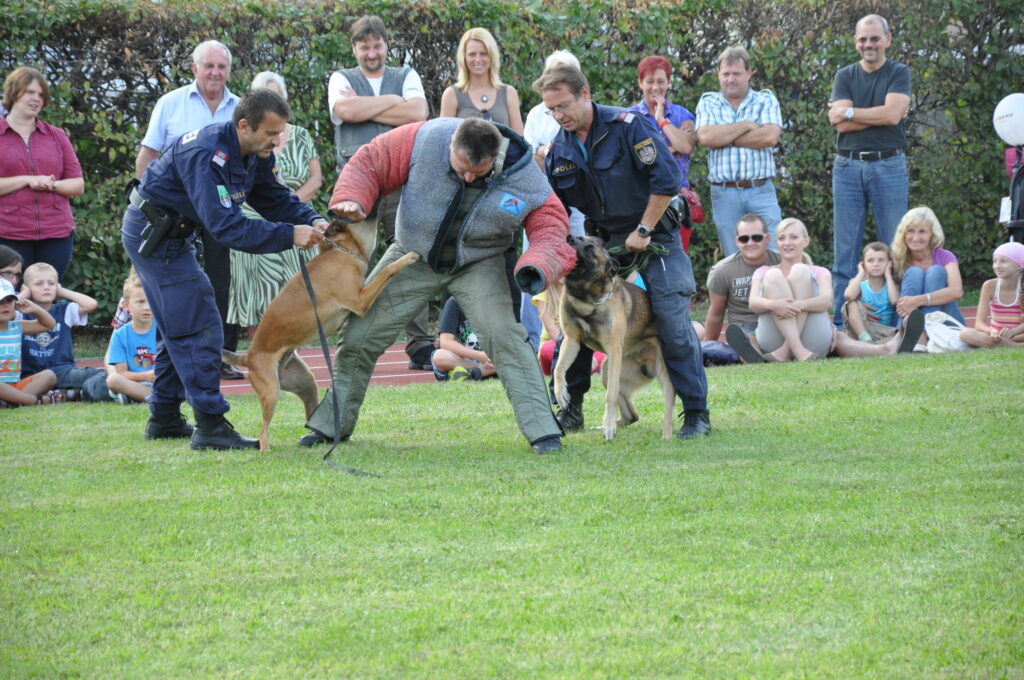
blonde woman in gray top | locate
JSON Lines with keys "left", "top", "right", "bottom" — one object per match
{"left": 439, "top": 27, "right": 524, "bottom": 134}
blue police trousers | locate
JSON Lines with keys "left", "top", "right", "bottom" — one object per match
{"left": 122, "top": 206, "right": 228, "bottom": 416}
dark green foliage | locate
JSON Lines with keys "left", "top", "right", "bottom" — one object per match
{"left": 2, "top": 0, "right": 1021, "bottom": 319}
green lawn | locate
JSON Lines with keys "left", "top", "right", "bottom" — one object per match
{"left": 2, "top": 348, "right": 1022, "bottom": 678}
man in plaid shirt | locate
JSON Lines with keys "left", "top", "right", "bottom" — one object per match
{"left": 695, "top": 46, "right": 783, "bottom": 257}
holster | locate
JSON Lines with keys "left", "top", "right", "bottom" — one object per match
{"left": 128, "top": 185, "right": 198, "bottom": 257}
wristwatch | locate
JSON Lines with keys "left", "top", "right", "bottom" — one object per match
{"left": 844, "top": 107, "right": 855, "bottom": 120}
{"left": 636, "top": 223, "right": 653, "bottom": 238}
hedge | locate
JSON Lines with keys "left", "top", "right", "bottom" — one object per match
{"left": 3, "top": 0, "right": 1021, "bottom": 319}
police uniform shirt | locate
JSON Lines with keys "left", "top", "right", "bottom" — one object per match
{"left": 546, "top": 103, "right": 681, "bottom": 233}
{"left": 139, "top": 121, "right": 323, "bottom": 254}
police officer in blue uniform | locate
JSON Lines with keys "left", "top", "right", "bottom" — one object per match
{"left": 122, "top": 89, "right": 328, "bottom": 450}
{"left": 533, "top": 65, "right": 711, "bottom": 439}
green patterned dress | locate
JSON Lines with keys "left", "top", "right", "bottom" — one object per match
{"left": 227, "top": 124, "right": 319, "bottom": 327}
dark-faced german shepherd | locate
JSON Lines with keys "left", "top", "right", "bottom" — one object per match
{"left": 552, "top": 235, "right": 676, "bottom": 440}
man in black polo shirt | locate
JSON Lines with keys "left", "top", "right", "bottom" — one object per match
{"left": 828, "top": 14, "right": 911, "bottom": 327}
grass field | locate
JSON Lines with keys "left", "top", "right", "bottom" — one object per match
{"left": 2, "top": 347, "right": 1022, "bottom": 678}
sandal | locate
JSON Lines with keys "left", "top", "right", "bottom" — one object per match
{"left": 726, "top": 325, "right": 765, "bottom": 364}
{"left": 898, "top": 309, "right": 925, "bottom": 354}
{"left": 37, "top": 390, "right": 66, "bottom": 405}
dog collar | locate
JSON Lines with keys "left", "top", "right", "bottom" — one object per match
{"left": 323, "top": 238, "right": 361, "bottom": 260}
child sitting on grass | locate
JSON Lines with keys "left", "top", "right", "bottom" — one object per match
{"left": 20, "top": 262, "right": 111, "bottom": 402}
{"left": 429, "top": 297, "right": 498, "bottom": 382}
{"left": 842, "top": 241, "right": 899, "bottom": 343}
{"left": 960, "top": 242, "right": 1024, "bottom": 349}
{"left": 0, "top": 278, "right": 59, "bottom": 406}
{"left": 105, "top": 272, "right": 156, "bottom": 404}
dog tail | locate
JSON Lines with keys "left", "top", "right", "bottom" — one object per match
{"left": 221, "top": 349, "right": 249, "bottom": 368}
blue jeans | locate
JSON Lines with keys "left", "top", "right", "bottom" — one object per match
{"left": 710, "top": 180, "right": 782, "bottom": 257}
{"left": 899, "top": 265, "right": 965, "bottom": 324}
{"left": 831, "top": 153, "right": 909, "bottom": 324}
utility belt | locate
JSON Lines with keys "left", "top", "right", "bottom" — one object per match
{"left": 126, "top": 181, "right": 200, "bottom": 257}
{"left": 586, "top": 195, "right": 683, "bottom": 246}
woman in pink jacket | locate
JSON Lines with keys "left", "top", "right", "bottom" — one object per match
{"left": 0, "top": 67, "right": 84, "bottom": 282}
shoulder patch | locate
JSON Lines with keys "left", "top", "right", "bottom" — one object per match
{"left": 499, "top": 192, "right": 525, "bottom": 217}
{"left": 212, "top": 149, "right": 228, "bottom": 167}
{"left": 633, "top": 138, "right": 657, "bottom": 165}
{"left": 181, "top": 129, "right": 200, "bottom": 145}
{"left": 216, "top": 185, "right": 231, "bottom": 209}
{"left": 552, "top": 161, "right": 578, "bottom": 175}
{"left": 616, "top": 111, "right": 636, "bottom": 124}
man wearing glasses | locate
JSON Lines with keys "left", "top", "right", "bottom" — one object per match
{"left": 827, "top": 14, "right": 910, "bottom": 327}
{"left": 534, "top": 64, "right": 710, "bottom": 440}
{"left": 703, "top": 214, "right": 781, "bottom": 360}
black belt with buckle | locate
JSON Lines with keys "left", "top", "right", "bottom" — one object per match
{"left": 837, "top": 149, "right": 903, "bottom": 161}
{"left": 709, "top": 178, "right": 771, "bottom": 189}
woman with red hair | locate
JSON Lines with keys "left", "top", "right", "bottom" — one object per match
{"left": 629, "top": 56, "right": 697, "bottom": 249}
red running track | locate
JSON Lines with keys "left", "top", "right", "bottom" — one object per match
{"left": 81, "top": 343, "right": 436, "bottom": 395}
{"left": 85, "top": 308, "right": 977, "bottom": 396}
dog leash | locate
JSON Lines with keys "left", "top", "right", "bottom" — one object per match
{"left": 299, "top": 218, "right": 380, "bottom": 478}
{"left": 607, "top": 241, "right": 669, "bottom": 278}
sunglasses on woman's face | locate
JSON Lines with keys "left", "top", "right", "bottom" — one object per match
{"left": 736, "top": 234, "right": 766, "bottom": 244}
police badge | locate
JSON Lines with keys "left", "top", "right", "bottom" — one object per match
{"left": 634, "top": 138, "right": 657, "bottom": 165}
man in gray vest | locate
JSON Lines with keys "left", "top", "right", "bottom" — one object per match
{"left": 328, "top": 15, "right": 433, "bottom": 369}
{"left": 301, "top": 118, "right": 575, "bottom": 454}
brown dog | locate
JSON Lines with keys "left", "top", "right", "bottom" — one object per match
{"left": 223, "top": 219, "right": 419, "bottom": 451}
{"left": 552, "top": 235, "right": 676, "bottom": 440}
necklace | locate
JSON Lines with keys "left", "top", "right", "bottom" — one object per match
{"left": 480, "top": 94, "right": 489, "bottom": 103}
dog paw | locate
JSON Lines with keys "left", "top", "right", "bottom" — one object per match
{"left": 603, "top": 414, "right": 617, "bottom": 440}
{"left": 554, "top": 388, "right": 569, "bottom": 409}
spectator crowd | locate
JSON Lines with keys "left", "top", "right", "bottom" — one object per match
{"left": 1, "top": 14, "right": 1020, "bottom": 453}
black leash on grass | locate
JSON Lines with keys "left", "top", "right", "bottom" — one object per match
{"left": 298, "top": 220, "right": 380, "bottom": 478}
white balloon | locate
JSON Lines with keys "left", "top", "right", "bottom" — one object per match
{"left": 994, "top": 93, "right": 1024, "bottom": 147}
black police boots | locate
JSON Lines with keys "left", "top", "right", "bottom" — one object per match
{"left": 676, "top": 409, "right": 712, "bottom": 440}
{"left": 145, "top": 411, "right": 194, "bottom": 440}
{"left": 555, "top": 398, "right": 584, "bottom": 432}
{"left": 190, "top": 410, "right": 259, "bottom": 451}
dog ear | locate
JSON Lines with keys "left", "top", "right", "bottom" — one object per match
{"left": 603, "top": 255, "right": 617, "bottom": 278}
{"left": 326, "top": 220, "right": 347, "bottom": 237}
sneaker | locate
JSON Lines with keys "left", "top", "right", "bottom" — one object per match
{"left": 675, "top": 409, "right": 711, "bottom": 440}
{"left": 531, "top": 436, "right": 563, "bottom": 454}
{"left": 298, "top": 429, "right": 338, "bottom": 447}
{"left": 407, "top": 346, "right": 434, "bottom": 371}
{"left": 219, "top": 362, "right": 245, "bottom": 380}
{"left": 109, "top": 389, "right": 133, "bottom": 405}
{"left": 448, "top": 365, "right": 482, "bottom": 382}
{"left": 726, "top": 325, "right": 764, "bottom": 364}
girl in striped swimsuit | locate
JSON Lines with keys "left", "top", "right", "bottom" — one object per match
{"left": 960, "top": 242, "right": 1024, "bottom": 348}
